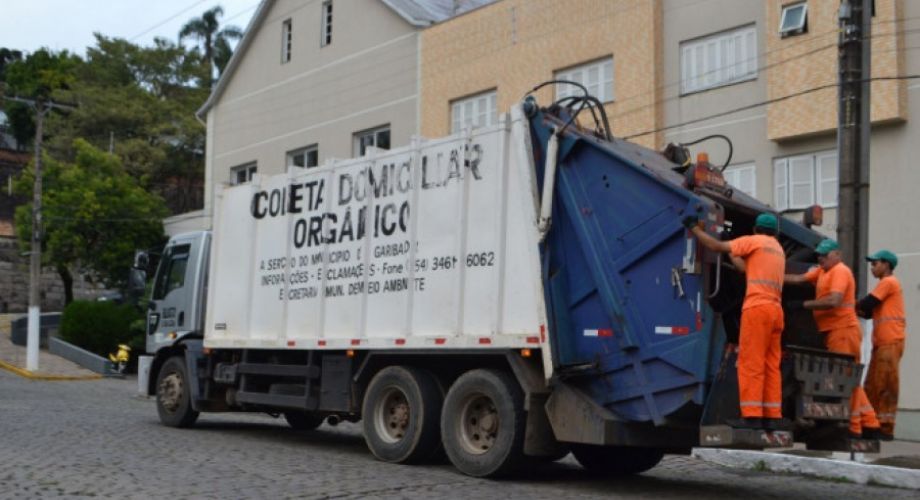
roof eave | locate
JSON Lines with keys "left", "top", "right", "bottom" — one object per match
{"left": 196, "top": 0, "right": 275, "bottom": 120}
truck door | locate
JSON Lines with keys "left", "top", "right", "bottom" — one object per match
{"left": 147, "top": 243, "right": 193, "bottom": 352}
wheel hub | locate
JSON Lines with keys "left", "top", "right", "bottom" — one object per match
{"left": 158, "top": 373, "right": 183, "bottom": 412}
{"left": 375, "top": 387, "right": 410, "bottom": 443}
{"left": 459, "top": 394, "right": 498, "bottom": 455}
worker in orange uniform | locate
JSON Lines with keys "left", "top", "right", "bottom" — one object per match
{"left": 684, "top": 212, "right": 787, "bottom": 431}
{"left": 785, "top": 239, "right": 882, "bottom": 439}
{"left": 857, "top": 250, "right": 906, "bottom": 441}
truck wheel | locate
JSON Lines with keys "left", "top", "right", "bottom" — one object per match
{"left": 156, "top": 356, "right": 199, "bottom": 428}
{"left": 570, "top": 444, "right": 664, "bottom": 476}
{"left": 284, "top": 412, "right": 324, "bottom": 431}
{"left": 362, "top": 366, "right": 443, "bottom": 464}
{"left": 441, "top": 369, "right": 525, "bottom": 478}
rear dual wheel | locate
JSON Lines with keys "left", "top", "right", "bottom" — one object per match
{"left": 441, "top": 369, "right": 526, "bottom": 478}
{"left": 362, "top": 366, "right": 444, "bottom": 464}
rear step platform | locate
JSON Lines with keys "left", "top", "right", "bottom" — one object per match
{"left": 700, "top": 425, "right": 793, "bottom": 449}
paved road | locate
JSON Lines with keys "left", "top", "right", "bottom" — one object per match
{"left": 0, "top": 369, "right": 911, "bottom": 499}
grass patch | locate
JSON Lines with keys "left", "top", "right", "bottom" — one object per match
{"left": 752, "top": 460, "right": 771, "bottom": 472}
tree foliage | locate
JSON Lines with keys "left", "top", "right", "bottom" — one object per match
{"left": 14, "top": 139, "right": 168, "bottom": 302}
{"left": 0, "top": 48, "right": 80, "bottom": 148}
{"left": 179, "top": 6, "right": 243, "bottom": 88}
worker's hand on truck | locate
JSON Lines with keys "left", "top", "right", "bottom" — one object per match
{"left": 681, "top": 214, "right": 700, "bottom": 229}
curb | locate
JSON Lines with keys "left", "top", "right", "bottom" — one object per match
{"left": 693, "top": 447, "right": 920, "bottom": 490}
{"left": 0, "top": 359, "right": 103, "bottom": 381}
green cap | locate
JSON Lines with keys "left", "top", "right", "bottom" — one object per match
{"left": 754, "top": 213, "right": 778, "bottom": 231}
{"left": 815, "top": 239, "right": 839, "bottom": 255}
{"left": 867, "top": 249, "right": 898, "bottom": 269}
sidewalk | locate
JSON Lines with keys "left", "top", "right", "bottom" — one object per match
{"left": 694, "top": 439, "right": 920, "bottom": 490}
{"left": 0, "top": 331, "right": 101, "bottom": 380}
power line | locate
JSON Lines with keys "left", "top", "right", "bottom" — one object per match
{"left": 128, "top": 0, "right": 210, "bottom": 42}
{"left": 622, "top": 74, "right": 920, "bottom": 140}
{"left": 608, "top": 26, "right": 920, "bottom": 123}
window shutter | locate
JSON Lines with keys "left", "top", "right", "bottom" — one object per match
{"left": 789, "top": 156, "right": 815, "bottom": 209}
{"left": 817, "top": 153, "right": 839, "bottom": 207}
{"left": 773, "top": 159, "right": 788, "bottom": 211}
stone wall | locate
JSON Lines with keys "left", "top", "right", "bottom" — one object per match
{"left": 0, "top": 237, "right": 108, "bottom": 314}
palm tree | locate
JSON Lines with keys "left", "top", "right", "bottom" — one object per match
{"left": 179, "top": 6, "right": 243, "bottom": 88}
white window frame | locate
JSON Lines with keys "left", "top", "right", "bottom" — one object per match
{"left": 773, "top": 151, "right": 838, "bottom": 211}
{"left": 353, "top": 125, "right": 390, "bottom": 157}
{"left": 287, "top": 145, "right": 318, "bottom": 169}
{"left": 779, "top": 2, "right": 808, "bottom": 38}
{"left": 450, "top": 90, "right": 498, "bottom": 134}
{"left": 281, "top": 18, "right": 292, "bottom": 63}
{"left": 680, "top": 25, "right": 757, "bottom": 94}
{"left": 555, "top": 58, "right": 614, "bottom": 103}
{"left": 230, "top": 162, "right": 257, "bottom": 185}
{"left": 723, "top": 163, "right": 757, "bottom": 198}
{"left": 321, "top": 1, "right": 333, "bottom": 47}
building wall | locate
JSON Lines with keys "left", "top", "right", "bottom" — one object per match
{"left": 420, "top": 0, "right": 663, "bottom": 148}
{"left": 0, "top": 237, "right": 106, "bottom": 313}
{"left": 765, "top": 0, "right": 907, "bottom": 141}
{"left": 203, "top": 0, "right": 422, "bottom": 215}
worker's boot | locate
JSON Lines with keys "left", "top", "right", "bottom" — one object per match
{"left": 861, "top": 427, "right": 883, "bottom": 440}
{"left": 726, "top": 417, "right": 763, "bottom": 430}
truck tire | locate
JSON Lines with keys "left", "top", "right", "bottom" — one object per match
{"left": 362, "top": 366, "right": 443, "bottom": 464}
{"left": 284, "top": 412, "right": 324, "bottom": 431}
{"left": 570, "top": 444, "right": 664, "bottom": 476}
{"left": 155, "top": 356, "right": 199, "bottom": 428}
{"left": 441, "top": 369, "right": 525, "bottom": 478}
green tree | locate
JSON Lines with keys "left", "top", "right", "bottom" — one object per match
{"left": 179, "top": 6, "right": 243, "bottom": 88}
{"left": 14, "top": 139, "right": 168, "bottom": 303}
{"left": 44, "top": 35, "right": 208, "bottom": 213}
{"left": 0, "top": 48, "right": 80, "bottom": 148}
{"left": 0, "top": 47, "right": 24, "bottom": 81}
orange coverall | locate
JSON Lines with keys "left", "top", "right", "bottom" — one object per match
{"left": 864, "top": 275, "right": 906, "bottom": 436}
{"left": 804, "top": 263, "right": 881, "bottom": 435}
{"left": 729, "top": 235, "right": 785, "bottom": 420}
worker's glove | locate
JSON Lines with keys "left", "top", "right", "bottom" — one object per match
{"left": 784, "top": 300, "right": 806, "bottom": 311}
{"left": 681, "top": 215, "right": 699, "bottom": 229}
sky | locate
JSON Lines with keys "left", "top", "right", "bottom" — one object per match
{"left": 0, "top": 0, "right": 260, "bottom": 56}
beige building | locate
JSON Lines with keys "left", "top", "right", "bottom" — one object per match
{"left": 174, "top": 0, "right": 493, "bottom": 234}
{"left": 420, "top": 0, "right": 920, "bottom": 439}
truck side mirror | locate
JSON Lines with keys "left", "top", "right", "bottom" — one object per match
{"left": 127, "top": 268, "right": 147, "bottom": 301}
{"left": 134, "top": 251, "right": 149, "bottom": 270}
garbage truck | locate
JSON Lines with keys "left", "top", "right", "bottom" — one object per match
{"left": 134, "top": 92, "right": 876, "bottom": 478}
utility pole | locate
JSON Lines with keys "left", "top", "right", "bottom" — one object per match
{"left": 837, "top": 0, "right": 872, "bottom": 296}
{"left": 3, "top": 95, "right": 72, "bottom": 371}
{"left": 27, "top": 100, "right": 49, "bottom": 371}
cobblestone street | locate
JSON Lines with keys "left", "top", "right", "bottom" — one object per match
{"left": 0, "top": 369, "right": 912, "bottom": 499}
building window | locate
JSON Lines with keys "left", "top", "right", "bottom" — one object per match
{"left": 353, "top": 126, "right": 390, "bottom": 157}
{"left": 281, "top": 18, "right": 292, "bottom": 63}
{"left": 231, "top": 162, "right": 257, "bottom": 185}
{"left": 773, "top": 151, "right": 837, "bottom": 211}
{"left": 555, "top": 58, "right": 614, "bottom": 103}
{"left": 450, "top": 90, "right": 497, "bottom": 134}
{"left": 680, "top": 25, "right": 757, "bottom": 94}
{"left": 321, "top": 1, "right": 333, "bottom": 47}
{"left": 723, "top": 163, "right": 757, "bottom": 198}
{"left": 287, "top": 145, "right": 319, "bottom": 168}
{"left": 779, "top": 3, "right": 808, "bottom": 37}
